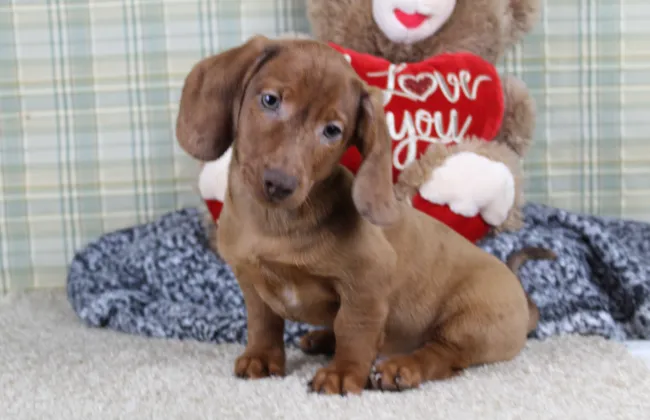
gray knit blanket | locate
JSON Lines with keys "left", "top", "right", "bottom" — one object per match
{"left": 66, "top": 203, "right": 650, "bottom": 346}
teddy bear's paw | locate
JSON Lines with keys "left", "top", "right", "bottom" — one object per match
{"left": 416, "top": 179, "right": 447, "bottom": 206}
{"left": 480, "top": 201, "right": 512, "bottom": 227}
{"left": 418, "top": 152, "right": 481, "bottom": 217}
{"left": 477, "top": 164, "right": 516, "bottom": 226}
{"left": 418, "top": 152, "right": 515, "bottom": 225}
{"left": 449, "top": 200, "right": 481, "bottom": 218}
{"left": 198, "top": 147, "right": 233, "bottom": 202}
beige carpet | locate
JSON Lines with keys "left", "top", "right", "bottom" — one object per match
{"left": 1, "top": 291, "right": 649, "bottom": 420}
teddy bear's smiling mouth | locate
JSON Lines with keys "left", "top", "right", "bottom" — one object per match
{"left": 394, "top": 9, "right": 430, "bottom": 29}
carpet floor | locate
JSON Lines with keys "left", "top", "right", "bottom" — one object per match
{"left": 1, "top": 290, "right": 649, "bottom": 420}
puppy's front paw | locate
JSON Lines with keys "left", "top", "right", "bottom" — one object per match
{"left": 299, "top": 329, "right": 336, "bottom": 356}
{"left": 234, "top": 349, "right": 285, "bottom": 379}
{"left": 370, "top": 356, "right": 423, "bottom": 392}
{"left": 308, "top": 364, "right": 367, "bottom": 395}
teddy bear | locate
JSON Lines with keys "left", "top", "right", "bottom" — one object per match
{"left": 198, "top": 0, "right": 541, "bottom": 244}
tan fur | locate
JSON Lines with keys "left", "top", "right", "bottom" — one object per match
{"left": 306, "top": 0, "right": 541, "bottom": 234}
{"left": 177, "top": 38, "right": 554, "bottom": 395}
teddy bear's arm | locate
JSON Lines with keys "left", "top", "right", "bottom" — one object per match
{"left": 507, "top": 0, "right": 542, "bottom": 47}
{"left": 397, "top": 138, "right": 525, "bottom": 233}
{"left": 494, "top": 75, "right": 536, "bottom": 157}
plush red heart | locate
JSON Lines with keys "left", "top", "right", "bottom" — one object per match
{"left": 329, "top": 43, "right": 505, "bottom": 243}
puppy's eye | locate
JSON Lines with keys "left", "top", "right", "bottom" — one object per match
{"left": 260, "top": 93, "right": 281, "bottom": 110}
{"left": 322, "top": 123, "right": 343, "bottom": 141}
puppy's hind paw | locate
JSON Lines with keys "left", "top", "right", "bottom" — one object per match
{"left": 370, "top": 356, "right": 423, "bottom": 392}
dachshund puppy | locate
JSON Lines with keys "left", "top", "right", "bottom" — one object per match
{"left": 176, "top": 35, "right": 554, "bottom": 395}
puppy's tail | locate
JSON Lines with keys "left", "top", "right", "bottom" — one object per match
{"left": 505, "top": 247, "right": 557, "bottom": 333}
{"left": 506, "top": 247, "right": 557, "bottom": 274}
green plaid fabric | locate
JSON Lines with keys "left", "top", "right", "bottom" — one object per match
{"left": 509, "top": 0, "right": 650, "bottom": 220}
{"left": 0, "top": 0, "right": 649, "bottom": 292}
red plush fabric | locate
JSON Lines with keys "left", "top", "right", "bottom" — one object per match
{"left": 204, "top": 199, "right": 223, "bottom": 224}
{"left": 329, "top": 43, "right": 505, "bottom": 243}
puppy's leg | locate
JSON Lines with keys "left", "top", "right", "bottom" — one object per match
{"left": 370, "top": 341, "right": 463, "bottom": 391}
{"left": 309, "top": 299, "right": 388, "bottom": 395}
{"left": 234, "top": 276, "right": 286, "bottom": 379}
{"left": 300, "top": 329, "right": 335, "bottom": 356}
{"left": 372, "top": 301, "right": 528, "bottom": 391}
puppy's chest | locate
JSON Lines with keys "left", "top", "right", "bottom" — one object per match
{"left": 254, "top": 262, "right": 339, "bottom": 326}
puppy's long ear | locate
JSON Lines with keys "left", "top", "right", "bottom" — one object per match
{"left": 176, "top": 35, "right": 276, "bottom": 161}
{"left": 352, "top": 86, "right": 400, "bottom": 226}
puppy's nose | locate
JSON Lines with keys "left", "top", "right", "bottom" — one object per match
{"left": 263, "top": 168, "right": 298, "bottom": 202}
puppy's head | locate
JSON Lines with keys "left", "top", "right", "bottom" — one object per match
{"left": 176, "top": 35, "right": 399, "bottom": 226}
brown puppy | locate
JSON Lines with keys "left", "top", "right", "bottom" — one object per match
{"left": 176, "top": 35, "right": 554, "bottom": 395}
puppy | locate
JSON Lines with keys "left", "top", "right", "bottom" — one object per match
{"left": 176, "top": 35, "right": 555, "bottom": 395}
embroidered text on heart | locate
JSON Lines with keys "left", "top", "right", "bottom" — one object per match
{"left": 362, "top": 63, "right": 492, "bottom": 169}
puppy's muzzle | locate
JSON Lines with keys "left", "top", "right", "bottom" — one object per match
{"left": 263, "top": 168, "right": 298, "bottom": 202}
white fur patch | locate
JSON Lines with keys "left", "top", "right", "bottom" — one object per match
{"left": 281, "top": 287, "right": 300, "bottom": 309}
{"left": 418, "top": 152, "right": 515, "bottom": 226}
{"left": 198, "top": 147, "right": 232, "bottom": 202}
{"left": 257, "top": 286, "right": 301, "bottom": 319}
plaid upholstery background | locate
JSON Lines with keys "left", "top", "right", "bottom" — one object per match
{"left": 0, "top": 0, "right": 649, "bottom": 292}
